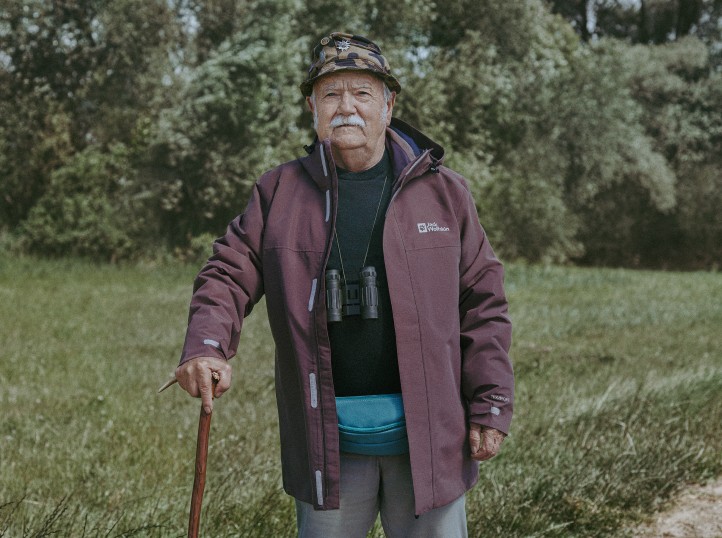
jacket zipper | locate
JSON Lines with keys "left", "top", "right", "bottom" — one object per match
{"left": 311, "top": 142, "right": 339, "bottom": 506}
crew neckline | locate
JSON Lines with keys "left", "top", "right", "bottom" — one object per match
{"left": 337, "top": 150, "right": 390, "bottom": 182}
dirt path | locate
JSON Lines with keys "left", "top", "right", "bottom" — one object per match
{"left": 632, "top": 478, "right": 722, "bottom": 538}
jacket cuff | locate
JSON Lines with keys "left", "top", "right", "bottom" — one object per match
{"left": 179, "top": 338, "right": 228, "bottom": 366}
{"left": 469, "top": 410, "right": 512, "bottom": 436}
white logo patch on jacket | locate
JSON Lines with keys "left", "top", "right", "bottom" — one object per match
{"left": 417, "top": 222, "right": 450, "bottom": 233}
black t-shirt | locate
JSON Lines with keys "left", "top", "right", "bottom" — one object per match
{"left": 327, "top": 151, "right": 401, "bottom": 396}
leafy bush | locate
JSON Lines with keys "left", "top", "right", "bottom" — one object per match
{"left": 173, "top": 232, "right": 218, "bottom": 265}
{"left": 0, "top": 97, "right": 74, "bottom": 230}
{"left": 149, "top": 0, "right": 308, "bottom": 245}
{"left": 19, "top": 144, "right": 152, "bottom": 261}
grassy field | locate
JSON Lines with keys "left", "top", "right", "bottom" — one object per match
{"left": 0, "top": 256, "right": 720, "bottom": 537}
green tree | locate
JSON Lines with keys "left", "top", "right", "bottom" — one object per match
{"left": 398, "top": 1, "right": 675, "bottom": 263}
{"left": 621, "top": 37, "right": 722, "bottom": 267}
{"left": 398, "top": 1, "right": 587, "bottom": 261}
{"left": 19, "top": 144, "right": 151, "bottom": 261}
{"left": 550, "top": 0, "right": 721, "bottom": 45}
{"left": 179, "top": 0, "right": 251, "bottom": 64}
{"left": 0, "top": 0, "right": 95, "bottom": 228}
{"left": 1, "top": 0, "right": 182, "bottom": 254}
{"left": 555, "top": 40, "right": 677, "bottom": 266}
{"left": 0, "top": 93, "right": 73, "bottom": 229}
{"left": 0, "top": 0, "right": 179, "bottom": 147}
{"left": 149, "top": 0, "right": 307, "bottom": 243}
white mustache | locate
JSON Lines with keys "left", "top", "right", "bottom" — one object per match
{"left": 329, "top": 115, "right": 366, "bottom": 128}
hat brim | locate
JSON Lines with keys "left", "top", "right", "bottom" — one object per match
{"left": 300, "top": 65, "right": 401, "bottom": 97}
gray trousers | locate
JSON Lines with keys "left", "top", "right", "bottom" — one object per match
{"left": 295, "top": 452, "right": 468, "bottom": 538}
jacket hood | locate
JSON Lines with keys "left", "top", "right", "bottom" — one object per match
{"left": 299, "top": 118, "right": 445, "bottom": 192}
{"left": 388, "top": 117, "right": 445, "bottom": 163}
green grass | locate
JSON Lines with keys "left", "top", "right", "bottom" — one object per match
{"left": 1, "top": 257, "right": 720, "bottom": 537}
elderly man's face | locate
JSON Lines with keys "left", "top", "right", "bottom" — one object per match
{"left": 307, "top": 71, "right": 395, "bottom": 165}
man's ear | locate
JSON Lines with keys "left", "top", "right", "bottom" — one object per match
{"left": 306, "top": 96, "right": 315, "bottom": 114}
{"left": 386, "top": 92, "right": 397, "bottom": 125}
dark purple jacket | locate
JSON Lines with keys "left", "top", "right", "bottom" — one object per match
{"left": 179, "top": 118, "right": 514, "bottom": 515}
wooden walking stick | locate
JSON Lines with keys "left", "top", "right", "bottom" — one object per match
{"left": 158, "top": 371, "right": 220, "bottom": 538}
{"left": 187, "top": 370, "right": 219, "bottom": 538}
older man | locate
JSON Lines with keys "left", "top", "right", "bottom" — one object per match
{"left": 174, "top": 32, "right": 514, "bottom": 537}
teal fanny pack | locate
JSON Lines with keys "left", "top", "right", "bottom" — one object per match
{"left": 336, "top": 393, "right": 409, "bottom": 456}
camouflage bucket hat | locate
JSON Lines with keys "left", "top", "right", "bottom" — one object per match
{"left": 300, "top": 32, "right": 402, "bottom": 96}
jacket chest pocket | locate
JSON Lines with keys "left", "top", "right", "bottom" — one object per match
{"left": 388, "top": 181, "right": 461, "bottom": 252}
{"left": 263, "top": 186, "right": 330, "bottom": 253}
{"left": 404, "top": 221, "right": 460, "bottom": 251}
{"left": 390, "top": 209, "right": 461, "bottom": 252}
{"left": 264, "top": 217, "right": 328, "bottom": 253}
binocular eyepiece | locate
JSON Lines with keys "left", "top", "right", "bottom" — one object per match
{"left": 325, "top": 269, "right": 344, "bottom": 322}
{"left": 325, "top": 266, "right": 379, "bottom": 322}
{"left": 359, "top": 266, "right": 379, "bottom": 320}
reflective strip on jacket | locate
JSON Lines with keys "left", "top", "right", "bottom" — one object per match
{"left": 179, "top": 118, "right": 514, "bottom": 516}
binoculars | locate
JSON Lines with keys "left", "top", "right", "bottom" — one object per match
{"left": 325, "top": 266, "right": 379, "bottom": 322}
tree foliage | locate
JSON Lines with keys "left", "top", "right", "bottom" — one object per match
{"left": 0, "top": 0, "right": 179, "bottom": 233}
{"left": 19, "top": 143, "right": 148, "bottom": 261}
{"left": 148, "top": 0, "right": 307, "bottom": 243}
{"left": 620, "top": 37, "right": 722, "bottom": 266}
{"left": 1, "top": 0, "right": 720, "bottom": 268}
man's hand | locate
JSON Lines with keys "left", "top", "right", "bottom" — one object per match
{"left": 175, "top": 356, "right": 232, "bottom": 415}
{"left": 469, "top": 423, "right": 506, "bottom": 461}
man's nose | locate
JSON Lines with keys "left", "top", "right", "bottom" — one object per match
{"left": 338, "top": 92, "right": 356, "bottom": 114}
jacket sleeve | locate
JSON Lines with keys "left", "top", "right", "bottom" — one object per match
{"left": 456, "top": 183, "right": 514, "bottom": 435}
{"left": 179, "top": 179, "right": 270, "bottom": 365}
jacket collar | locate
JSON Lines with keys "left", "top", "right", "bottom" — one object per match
{"left": 299, "top": 138, "right": 334, "bottom": 191}
{"left": 298, "top": 118, "right": 445, "bottom": 192}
